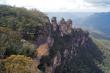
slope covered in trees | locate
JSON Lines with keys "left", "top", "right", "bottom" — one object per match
{"left": 92, "top": 38, "right": 110, "bottom": 73}
{"left": 0, "top": 5, "right": 50, "bottom": 73}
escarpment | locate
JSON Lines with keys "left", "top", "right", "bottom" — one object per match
{"left": 35, "top": 17, "right": 103, "bottom": 73}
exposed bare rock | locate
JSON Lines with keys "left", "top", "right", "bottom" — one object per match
{"left": 51, "top": 17, "right": 58, "bottom": 31}
{"left": 59, "top": 18, "right": 67, "bottom": 36}
{"left": 66, "top": 19, "right": 72, "bottom": 34}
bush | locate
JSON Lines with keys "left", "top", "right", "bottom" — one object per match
{"left": 3, "top": 55, "right": 40, "bottom": 73}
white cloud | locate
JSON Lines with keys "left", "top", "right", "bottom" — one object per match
{"left": 85, "top": 0, "right": 110, "bottom": 6}
{"left": 0, "top": 0, "right": 6, "bottom": 4}
{"left": 5, "top": 0, "right": 110, "bottom": 12}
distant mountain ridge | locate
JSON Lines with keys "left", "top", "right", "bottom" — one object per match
{"left": 82, "top": 12, "right": 110, "bottom": 32}
{"left": 81, "top": 12, "right": 110, "bottom": 39}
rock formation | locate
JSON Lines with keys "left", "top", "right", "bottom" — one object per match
{"left": 35, "top": 17, "right": 102, "bottom": 73}
{"left": 51, "top": 17, "right": 58, "bottom": 32}
{"left": 59, "top": 18, "right": 67, "bottom": 36}
{"left": 50, "top": 17, "right": 73, "bottom": 37}
{"left": 66, "top": 19, "right": 72, "bottom": 34}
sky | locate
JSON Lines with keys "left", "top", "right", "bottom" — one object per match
{"left": 0, "top": 0, "right": 110, "bottom": 12}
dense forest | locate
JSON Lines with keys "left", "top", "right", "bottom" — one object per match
{"left": 0, "top": 5, "right": 49, "bottom": 73}
{"left": 0, "top": 5, "right": 110, "bottom": 73}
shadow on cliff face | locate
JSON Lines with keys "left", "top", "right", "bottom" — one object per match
{"left": 54, "top": 33, "right": 104, "bottom": 73}
{"left": 75, "top": 38, "right": 103, "bottom": 73}
{"left": 37, "top": 28, "right": 104, "bottom": 73}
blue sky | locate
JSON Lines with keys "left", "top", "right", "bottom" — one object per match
{"left": 0, "top": 0, "right": 110, "bottom": 12}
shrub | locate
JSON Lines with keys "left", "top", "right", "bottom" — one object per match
{"left": 3, "top": 55, "right": 40, "bottom": 73}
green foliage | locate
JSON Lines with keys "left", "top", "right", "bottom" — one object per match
{"left": 93, "top": 38, "right": 110, "bottom": 73}
{"left": 0, "top": 5, "right": 48, "bottom": 29}
{"left": 0, "top": 5, "right": 49, "bottom": 41}
{"left": 0, "top": 27, "right": 22, "bottom": 56}
{"left": 0, "top": 5, "right": 49, "bottom": 57}
{"left": 0, "top": 27, "right": 36, "bottom": 57}
{"left": 19, "top": 40, "right": 36, "bottom": 56}
{"left": 0, "top": 60, "right": 5, "bottom": 73}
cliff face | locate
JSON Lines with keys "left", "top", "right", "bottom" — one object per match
{"left": 37, "top": 17, "right": 103, "bottom": 73}
{"left": 48, "top": 30, "right": 102, "bottom": 73}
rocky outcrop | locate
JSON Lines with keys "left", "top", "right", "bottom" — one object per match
{"left": 35, "top": 17, "right": 103, "bottom": 73}
{"left": 51, "top": 17, "right": 73, "bottom": 37}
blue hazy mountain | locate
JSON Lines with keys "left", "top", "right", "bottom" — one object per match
{"left": 82, "top": 12, "right": 110, "bottom": 39}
